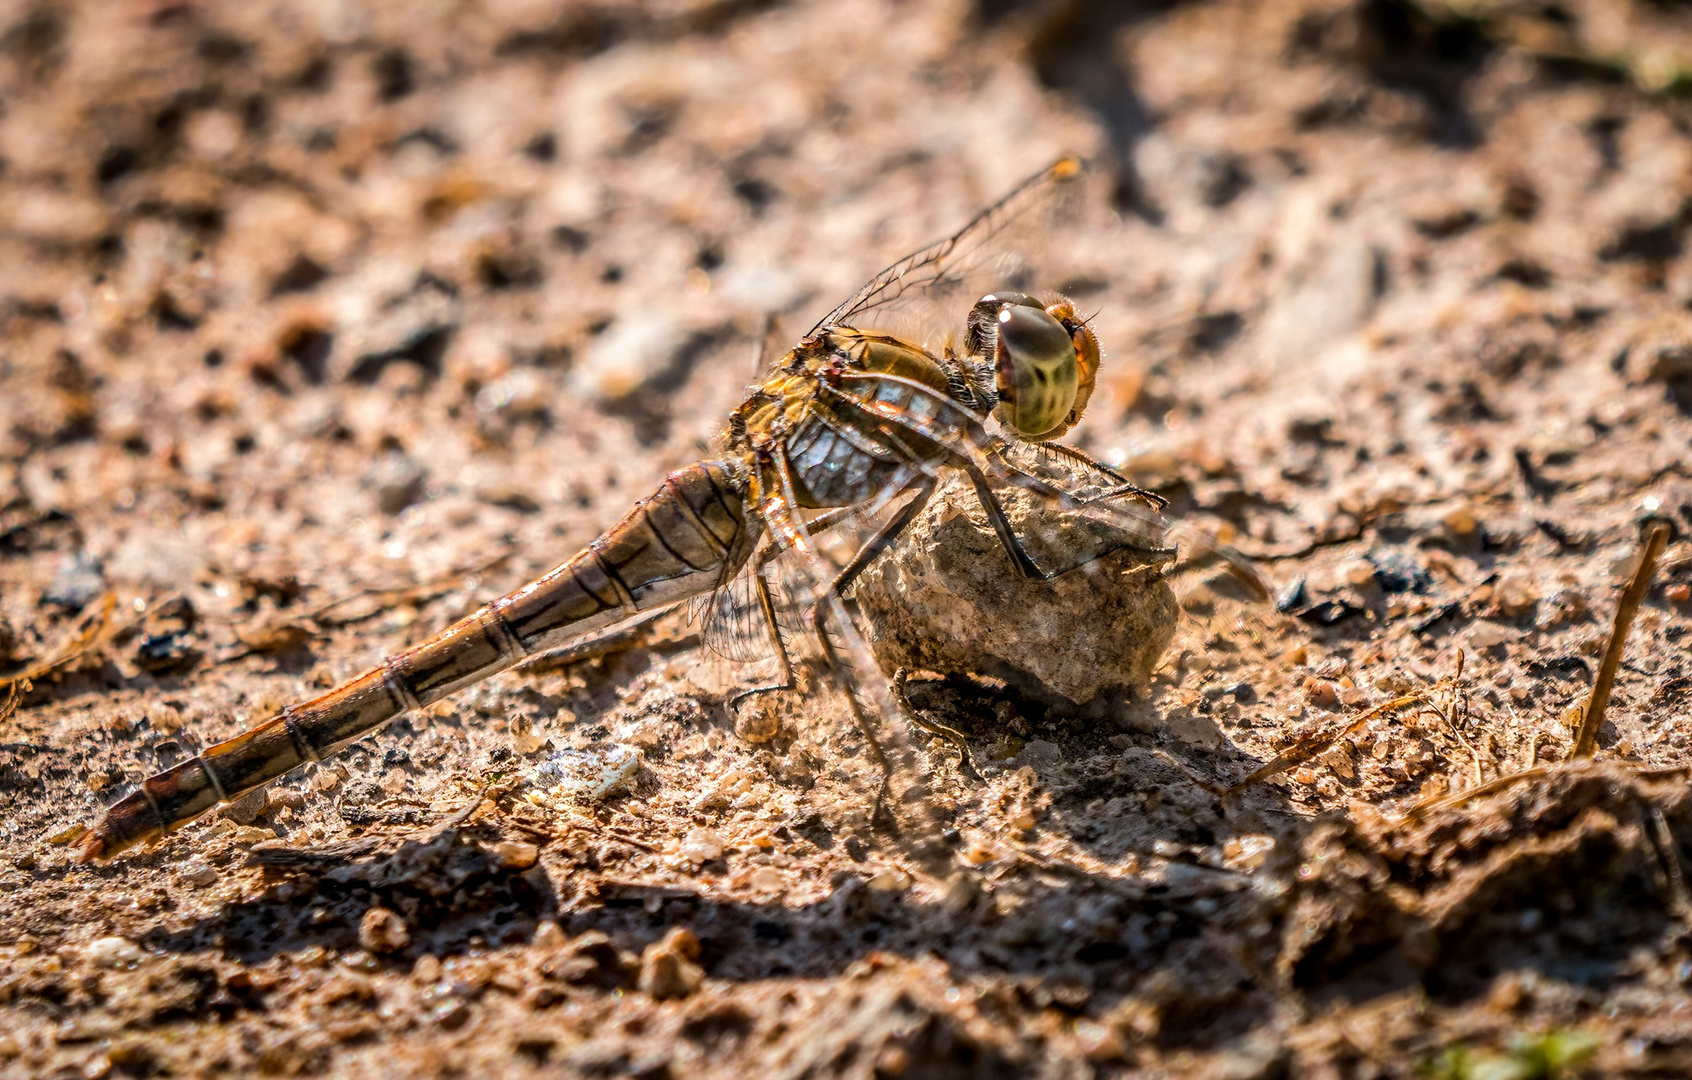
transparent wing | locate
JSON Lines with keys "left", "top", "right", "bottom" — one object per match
{"left": 691, "top": 501, "right": 907, "bottom": 666}
{"left": 808, "top": 157, "right": 1087, "bottom": 338}
{"left": 756, "top": 452, "right": 951, "bottom": 870}
{"left": 692, "top": 563, "right": 786, "bottom": 664}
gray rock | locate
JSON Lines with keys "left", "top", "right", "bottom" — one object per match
{"left": 44, "top": 551, "right": 105, "bottom": 611}
{"left": 853, "top": 471, "right": 1179, "bottom": 706}
{"left": 367, "top": 451, "right": 428, "bottom": 514}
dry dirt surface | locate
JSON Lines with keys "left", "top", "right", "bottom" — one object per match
{"left": 6, "top": 1, "right": 1692, "bottom": 1077}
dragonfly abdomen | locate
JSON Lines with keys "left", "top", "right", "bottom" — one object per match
{"left": 77, "top": 460, "right": 753, "bottom": 862}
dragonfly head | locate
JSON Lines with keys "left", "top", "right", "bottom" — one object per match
{"left": 968, "top": 293, "right": 1100, "bottom": 441}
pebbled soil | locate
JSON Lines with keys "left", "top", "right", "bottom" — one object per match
{"left": 4, "top": 1, "right": 1692, "bottom": 1077}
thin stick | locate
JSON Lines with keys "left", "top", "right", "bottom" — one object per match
{"left": 1224, "top": 687, "right": 1441, "bottom": 793}
{"left": 0, "top": 592, "right": 120, "bottom": 712}
{"left": 1574, "top": 521, "right": 1670, "bottom": 758}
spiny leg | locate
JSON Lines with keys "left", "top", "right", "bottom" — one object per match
{"left": 724, "top": 555, "right": 799, "bottom": 716}
{"left": 803, "top": 477, "right": 938, "bottom": 773}
{"left": 796, "top": 478, "right": 988, "bottom": 780}
{"left": 761, "top": 450, "right": 949, "bottom": 863}
{"left": 1022, "top": 441, "right": 1168, "bottom": 511}
{"left": 964, "top": 464, "right": 1172, "bottom": 582}
{"left": 966, "top": 467, "right": 1056, "bottom": 580}
{"left": 721, "top": 505, "right": 869, "bottom": 715}
{"left": 892, "top": 667, "right": 984, "bottom": 784}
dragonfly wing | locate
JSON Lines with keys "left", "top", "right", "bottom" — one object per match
{"left": 695, "top": 562, "right": 785, "bottom": 665}
{"left": 754, "top": 453, "right": 951, "bottom": 870}
{"left": 694, "top": 499, "right": 907, "bottom": 664}
{"left": 808, "top": 157, "right": 1087, "bottom": 338}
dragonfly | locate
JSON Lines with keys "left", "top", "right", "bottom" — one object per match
{"left": 76, "top": 157, "right": 1248, "bottom": 863}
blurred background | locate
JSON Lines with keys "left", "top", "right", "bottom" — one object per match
{"left": 5, "top": 0, "right": 1692, "bottom": 597}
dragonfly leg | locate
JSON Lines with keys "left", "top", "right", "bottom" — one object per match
{"left": 893, "top": 667, "right": 984, "bottom": 784}
{"left": 718, "top": 509, "right": 863, "bottom": 718}
{"left": 966, "top": 462, "right": 1177, "bottom": 581}
{"left": 804, "top": 478, "right": 939, "bottom": 777}
{"left": 965, "top": 468, "right": 1059, "bottom": 581}
{"left": 725, "top": 556, "right": 798, "bottom": 712}
{"left": 1027, "top": 442, "right": 1168, "bottom": 511}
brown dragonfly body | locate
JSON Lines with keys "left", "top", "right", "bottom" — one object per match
{"left": 78, "top": 158, "right": 1193, "bottom": 862}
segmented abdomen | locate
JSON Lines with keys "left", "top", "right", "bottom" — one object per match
{"left": 79, "top": 460, "right": 752, "bottom": 861}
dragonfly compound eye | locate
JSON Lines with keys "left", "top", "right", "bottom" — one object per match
{"left": 990, "top": 301, "right": 1079, "bottom": 441}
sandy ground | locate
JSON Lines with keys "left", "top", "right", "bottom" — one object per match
{"left": 5, "top": 0, "right": 1692, "bottom": 1076}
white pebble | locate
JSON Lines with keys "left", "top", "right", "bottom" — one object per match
{"left": 679, "top": 828, "right": 725, "bottom": 864}
{"left": 1466, "top": 620, "right": 1518, "bottom": 649}
{"left": 87, "top": 936, "right": 141, "bottom": 969}
{"left": 524, "top": 744, "right": 642, "bottom": 805}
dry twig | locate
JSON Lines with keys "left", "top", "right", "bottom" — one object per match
{"left": 0, "top": 593, "right": 120, "bottom": 712}
{"left": 1224, "top": 661, "right": 1460, "bottom": 794}
{"left": 1573, "top": 521, "right": 1670, "bottom": 758}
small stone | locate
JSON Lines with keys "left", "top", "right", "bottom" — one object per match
{"left": 865, "top": 869, "right": 912, "bottom": 893}
{"left": 1667, "top": 583, "right": 1691, "bottom": 604}
{"left": 222, "top": 787, "right": 270, "bottom": 825}
{"left": 570, "top": 314, "right": 682, "bottom": 403}
{"left": 1494, "top": 574, "right": 1540, "bottom": 618}
{"left": 86, "top": 936, "right": 141, "bottom": 969}
{"left": 1222, "top": 834, "right": 1275, "bottom": 872}
{"left": 540, "top": 931, "right": 625, "bottom": 987}
{"left": 492, "top": 840, "right": 539, "bottom": 871}
{"left": 533, "top": 921, "right": 566, "bottom": 950}
{"left": 854, "top": 465, "right": 1180, "bottom": 706}
{"left": 1466, "top": 620, "right": 1517, "bottom": 649}
{"left": 1016, "top": 739, "right": 1063, "bottom": 767}
{"left": 44, "top": 552, "right": 106, "bottom": 611}
{"left": 1303, "top": 678, "right": 1340, "bottom": 710}
{"left": 179, "top": 859, "right": 218, "bottom": 888}
{"left": 358, "top": 907, "right": 410, "bottom": 954}
{"left": 525, "top": 744, "right": 642, "bottom": 804}
{"left": 1442, "top": 505, "right": 1478, "bottom": 537}
{"left": 733, "top": 706, "right": 781, "bottom": 744}
{"left": 637, "top": 928, "right": 703, "bottom": 1001}
{"left": 367, "top": 451, "right": 427, "bottom": 515}
{"left": 1166, "top": 712, "right": 1223, "bottom": 750}
{"left": 940, "top": 872, "right": 980, "bottom": 912}
{"left": 508, "top": 714, "right": 545, "bottom": 755}
{"left": 428, "top": 999, "right": 471, "bottom": 1030}
{"left": 147, "top": 704, "right": 185, "bottom": 738}
{"left": 749, "top": 867, "right": 784, "bottom": 892}
{"left": 678, "top": 828, "right": 725, "bottom": 864}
